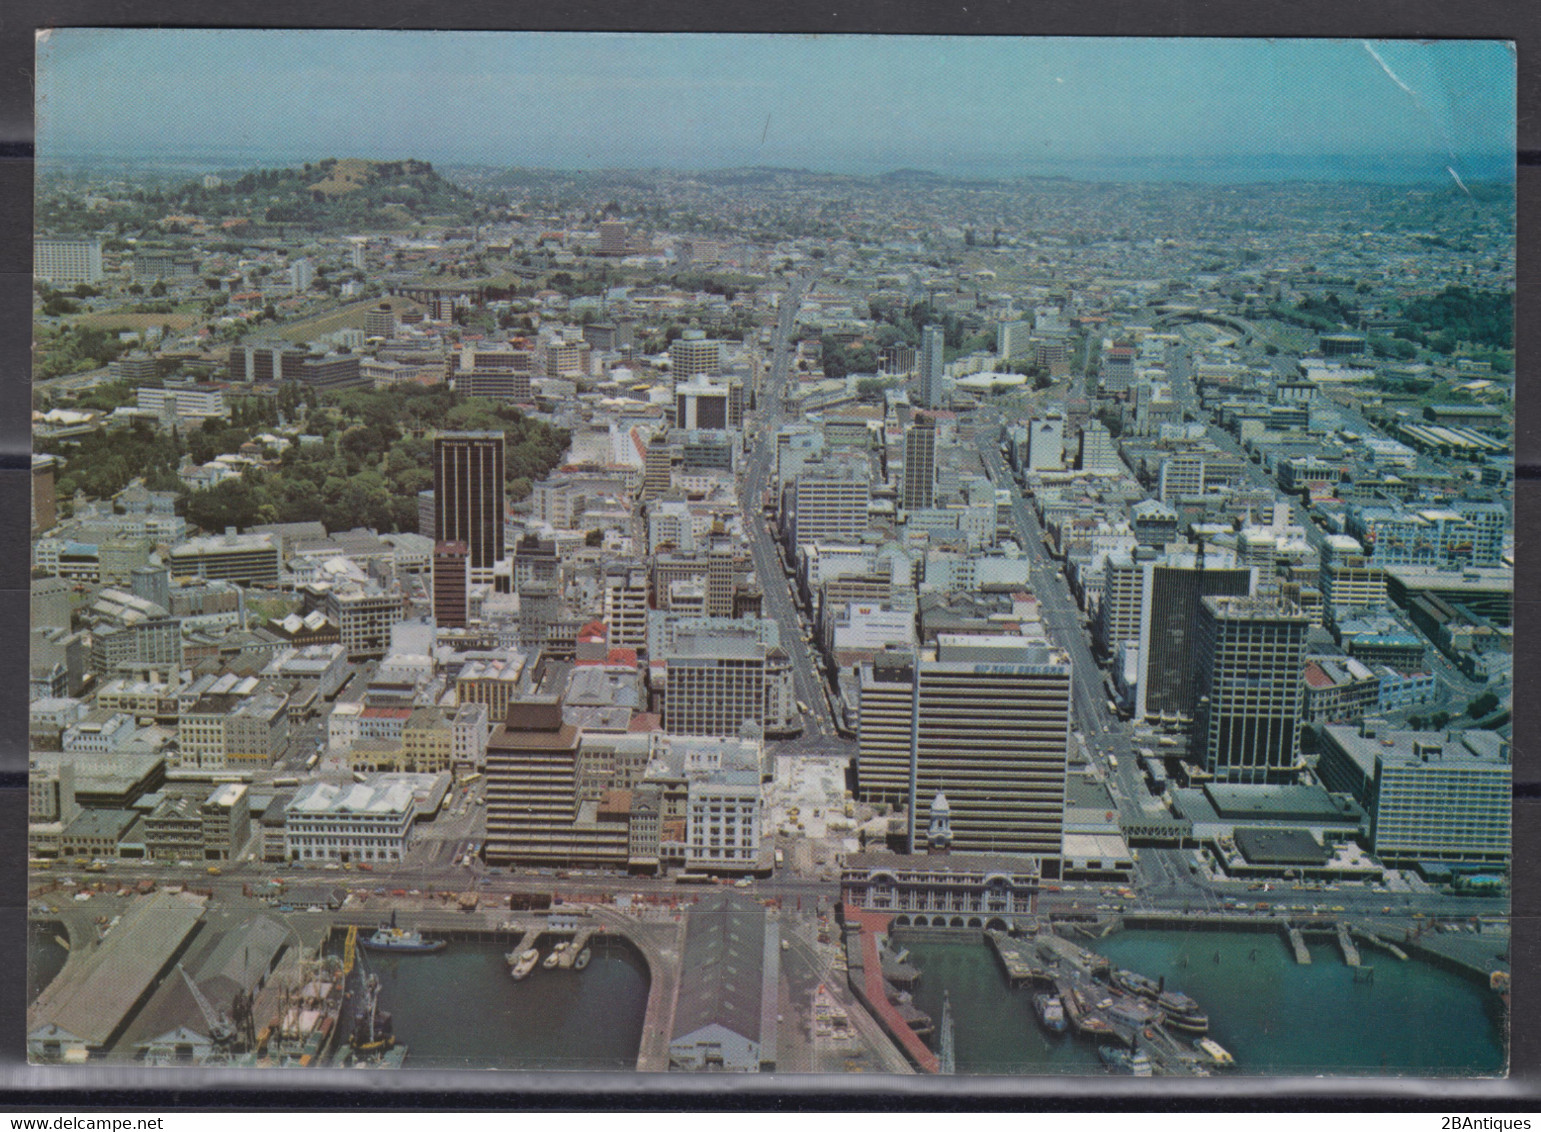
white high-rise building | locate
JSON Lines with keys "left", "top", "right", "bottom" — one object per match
{"left": 35, "top": 239, "right": 103, "bottom": 285}
{"left": 919, "top": 325, "right": 944, "bottom": 409}
{"left": 1026, "top": 413, "right": 1065, "bottom": 472}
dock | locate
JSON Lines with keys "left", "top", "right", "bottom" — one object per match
{"left": 556, "top": 927, "right": 595, "bottom": 968}
{"left": 1286, "top": 926, "right": 1311, "bottom": 964}
{"left": 985, "top": 930, "right": 1054, "bottom": 987}
{"left": 1336, "top": 923, "right": 1361, "bottom": 968}
{"left": 1354, "top": 928, "right": 1408, "bottom": 961}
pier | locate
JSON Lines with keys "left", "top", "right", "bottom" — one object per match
{"left": 1286, "top": 926, "right": 1311, "bottom": 964}
{"left": 1336, "top": 923, "right": 1361, "bottom": 968}
{"left": 1354, "top": 928, "right": 1408, "bottom": 961}
{"left": 557, "top": 927, "right": 595, "bottom": 968}
{"left": 985, "top": 929, "right": 1054, "bottom": 987}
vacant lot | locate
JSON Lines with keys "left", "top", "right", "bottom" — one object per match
{"left": 67, "top": 311, "right": 200, "bottom": 332}
{"left": 276, "top": 295, "right": 426, "bottom": 343}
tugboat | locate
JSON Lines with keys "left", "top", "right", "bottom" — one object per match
{"left": 543, "top": 941, "right": 568, "bottom": 969}
{"left": 509, "top": 948, "right": 539, "bottom": 980}
{"left": 572, "top": 947, "right": 591, "bottom": 971}
{"left": 360, "top": 911, "right": 446, "bottom": 954}
{"left": 1033, "top": 993, "right": 1068, "bottom": 1034}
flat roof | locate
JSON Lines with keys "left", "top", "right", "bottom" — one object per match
{"left": 1202, "top": 782, "right": 1357, "bottom": 822}
{"left": 1234, "top": 826, "right": 1330, "bottom": 865}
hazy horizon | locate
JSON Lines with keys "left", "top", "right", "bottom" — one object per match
{"left": 35, "top": 32, "right": 1514, "bottom": 187}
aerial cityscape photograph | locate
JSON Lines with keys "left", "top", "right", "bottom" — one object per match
{"left": 24, "top": 31, "right": 1515, "bottom": 1082}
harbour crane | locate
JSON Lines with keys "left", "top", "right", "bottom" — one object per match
{"left": 177, "top": 963, "right": 237, "bottom": 1048}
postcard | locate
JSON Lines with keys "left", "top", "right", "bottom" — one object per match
{"left": 28, "top": 30, "right": 1513, "bottom": 1080}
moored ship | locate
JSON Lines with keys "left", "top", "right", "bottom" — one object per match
{"left": 509, "top": 948, "right": 539, "bottom": 980}
{"left": 1033, "top": 993, "right": 1067, "bottom": 1033}
{"left": 360, "top": 912, "right": 446, "bottom": 954}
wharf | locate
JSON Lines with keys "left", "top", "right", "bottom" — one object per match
{"left": 1354, "top": 928, "right": 1408, "bottom": 961}
{"left": 1337, "top": 923, "right": 1361, "bottom": 967}
{"left": 842, "top": 909, "right": 940, "bottom": 1072}
{"left": 1286, "top": 926, "right": 1311, "bottom": 964}
{"left": 1035, "top": 930, "right": 1111, "bottom": 977}
{"left": 985, "top": 930, "right": 1054, "bottom": 987}
{"left": 557, "top": 927, "right": 595, "bottom": 968}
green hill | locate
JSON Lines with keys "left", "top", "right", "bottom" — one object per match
{"left": 135, "top": 157, "right": 480, "bottom": 231}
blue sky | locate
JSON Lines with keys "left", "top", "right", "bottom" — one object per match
{"left": 34, "top": 32, "right": 1514, "bottom": 177}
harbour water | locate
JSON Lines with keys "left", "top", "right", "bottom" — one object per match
{"left": 352, "top": 935, "right": 649, "bottom": 1071}
{"left": 897, "top": 929, "right": 1505, "bottom": 1077}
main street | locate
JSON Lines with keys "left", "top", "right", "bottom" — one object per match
{"left": 740, "top": 271, "right": 847, "bottom": 744}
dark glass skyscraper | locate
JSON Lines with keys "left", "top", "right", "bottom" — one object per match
{"left": 434, "top": 431, "right": 505, "bottom": 584}
{"left": 1194, "top": 595, "right": 1309, "bottom": 784}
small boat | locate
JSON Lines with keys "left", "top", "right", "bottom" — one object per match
{"left": 1195, "top": 1037, "right": 1234, "bottom": 1067}
{"left": 509, "top": 949, "right": 539, "bottom": 980}
{"left": 543, "top": 942, "right": 568, "bottom": 969}
{"left": 1033, "top": 993, "right": 1067, "bottom": 1033}
{"left": 1099, "top": 1045, "right": 1152, "bottom": 1076}
{"left": 572, "top": 948, "right": 591, "bottom": 971}
{"left": 1098, "top": 1045, "right": 1131, "bottom": 1072}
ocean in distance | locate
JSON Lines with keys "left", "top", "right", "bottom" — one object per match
{"left": 39, "top": 148, "right": 1514, "bottom": 188}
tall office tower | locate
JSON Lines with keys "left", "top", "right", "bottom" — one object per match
{"left": 602, "top": 562, "right": 650, "bottom": 649}
{"left": 433, "top": 541, "right": 470, "bottom": 628}
{"left": 670, "top": 332, "right": 723, "bottom": 383}
{"left": 289, "top": 257, "right": 316, "bottom": 293}
{"left": 364, "top": 303, "right": 396, "bottom": 338}
{"left": 706, "top": 540, "right": 737, "bottom": 619}
{"left": 1026, "top": 412, "right": 1065, "bottom": 472}
{"left": 855, "top": 649, "right": 919, "bottom": 805}
{"left": 599, "top": 220, "right": 630, "bottom": 256}
{"left": 1078, "top": 420, "right": 1122, "bottom": 473}
{"left": 1097, "top": 552, "right": 1145, "bottom": 654}
{"left": 904, "top": 636, "right": 1072, "bottom": 870}
{"left": 901, "top": 416, "right": 937, "bottom": 512}
{"left": 1318, "top": 534, "right": 1387, "bottom": 621}
{"left": 484, "top": 697, "right": 626, "bottom": 867}
{"left": 1134, "top": 548, "right": 1254, "bottom": 723}
{"left": 1101, "top": 343, "right": 1136, "bottom": 394}
{"left": 726, "top": 378, "right": 745, "bottom": 429}
{"left": 34, "top": 239, "right": 103, "bottom": 285}
{"left": 790, "top": 459, "right": 871, "bottom": 546}
{"left": 1452, "top": 498, "right": 1508, "bottom": 566}
{"left": 641, "top": 436, "right": 674, "bottom": 500}
{"left": 664, "top": 626, "right": 769, "bottom": 737}
{"left": 31, "top": 455, "right": 56, "bottom": 538}
{"left": 919, "top": 325, "right": 944, "bottom": 409}
{"left": 1193, "top": 595, "right": 1309, "bottom": 784}
{"left": 674, "top": 377, "right": 730, "bottom": 429}
{"left": 1158, "top": 453, "right": 1206, "bottom": 503}
{"left": 996, "top": 318, "right": 1032, "bottom": 362}
{"left": 434, "top": 431, "right": 506, "bottom": 586}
